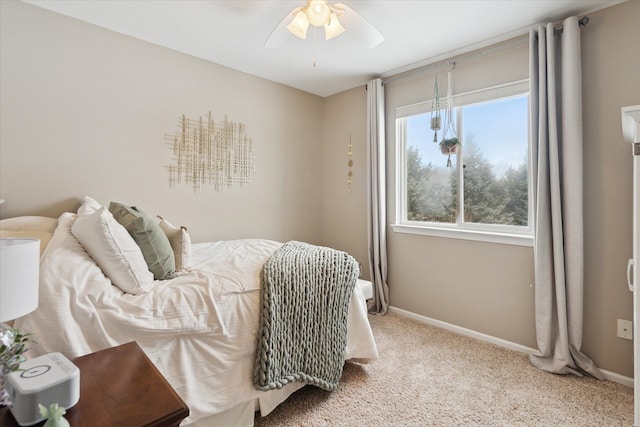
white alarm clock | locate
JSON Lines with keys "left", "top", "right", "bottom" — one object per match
{"left": 5, "top": 352, "right": 80, "bottom": 426}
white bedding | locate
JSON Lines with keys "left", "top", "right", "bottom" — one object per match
{"left": 13, "top": 212, "right": 378, "bottom": 426}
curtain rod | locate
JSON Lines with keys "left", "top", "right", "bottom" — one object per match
{"left": 556, "top": 16, "right": 590, "bottom": 34}
{"left": 382, "top": 36, "right": 528, "bottom": 85}
{"left": 382, "top": 15, "right": 589, "bottom": 85}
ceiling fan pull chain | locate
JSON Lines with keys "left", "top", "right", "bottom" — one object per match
{"left": 313, "top": 25, "right": 318, "bottom": 67}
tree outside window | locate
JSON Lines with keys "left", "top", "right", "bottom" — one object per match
{"left": 402, "top": 94, "right": 529, "bottom": 231}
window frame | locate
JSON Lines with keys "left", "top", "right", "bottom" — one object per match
{"left": 392, "top": 79, "right": 534, "bottom": 247}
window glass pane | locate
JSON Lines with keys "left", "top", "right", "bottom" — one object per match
{"left": 462, "top": 95, "right": 528, "bottom": 226}
{"left": 405, "top": 112, "right": 457, "bottom": 223}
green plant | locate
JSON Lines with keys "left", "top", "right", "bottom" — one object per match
{"left": 1, "top": 327, "right": 33, "bottom": 406}
{"left": 1, "top": 328, "right": 33, "bottom": 375}
{"left": 439, "top": 137, "right": 460, "bottom": 156}
{"left": 440, "top": 137, "right": 459, "bottom": 147}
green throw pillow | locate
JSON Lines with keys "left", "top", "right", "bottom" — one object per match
{"left": 109, "top": 202, "right": 177, "bottom": 280}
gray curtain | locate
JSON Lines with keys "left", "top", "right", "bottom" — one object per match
{"left": 529, "top": 17, "right": 603, "bottom": 379}
{"left": 366, "top": 78, "right": 389, "bottom": 314}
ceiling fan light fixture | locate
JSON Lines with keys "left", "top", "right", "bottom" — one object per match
{"left": 324, "top": 13, "right": 345, "bottom": 40}
{"left": 283, "top": 0, "right": 352, "bottom": 43}
{"left": 287, "top": 9, "right": 310, "bottom": 39}
{"left": 307, "top": 0, "right": 331, "bottom": 27}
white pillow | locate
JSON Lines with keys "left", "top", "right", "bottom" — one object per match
{"left": 72, "top": 206, "right": 153, "bottom": 294}
{"left": 77, "top": 195, "right": 102, "bottom": 215}
{"left": 157, "top": 216, "right": 192, "bottom": 271}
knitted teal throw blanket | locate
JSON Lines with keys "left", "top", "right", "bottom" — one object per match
{"left": 253, "top": 241, "right": 359, "bottom": 391}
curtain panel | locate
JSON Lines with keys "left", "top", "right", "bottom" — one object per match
{"left": 528, "top": 17, "right": 603, "bottom": 379}
{"left": 366, "top": 78, "right": 390, "bottom": 314}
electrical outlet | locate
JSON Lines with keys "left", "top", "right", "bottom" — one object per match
{"left": 617, "top": 319, "right": 633, "bottom": 340}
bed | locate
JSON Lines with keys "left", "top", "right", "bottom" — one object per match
{"left": 1, "top": 198, "right": 378, "bottom": 426}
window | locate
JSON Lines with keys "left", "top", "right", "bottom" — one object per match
{"left": 393, "top": 80, "right": 532, "bottom": 246}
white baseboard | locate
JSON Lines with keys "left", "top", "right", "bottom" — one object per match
{"left": 599, "top": 368, "right": 634, "bottom": 388}
{"left": 388, "top": 306, "right": 634, "bottom": 388}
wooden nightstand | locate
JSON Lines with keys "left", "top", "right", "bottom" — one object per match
{"left": 0, "top": 342, "right": 189, "bottom": 427}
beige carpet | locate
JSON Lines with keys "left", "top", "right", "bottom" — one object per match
{"left": 255, "top": 311, "right": 633, "bottom": 426}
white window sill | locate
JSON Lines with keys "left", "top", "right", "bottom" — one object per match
{"left": 391, "top": 223, "right": 534, "bottom": 247}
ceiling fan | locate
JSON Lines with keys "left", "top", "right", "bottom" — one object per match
{"left": 265, "top": 0, "right": 384, "bottom": 48}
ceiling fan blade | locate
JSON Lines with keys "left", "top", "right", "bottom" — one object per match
{"left": 264, "top": 7, "right": 298, "bottom": 48}
{"left": 335, "top": 3, "right": 383, "bottom": 48}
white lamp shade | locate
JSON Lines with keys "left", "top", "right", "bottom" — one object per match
{"left": 0, "top": 238, "right": 40, "bottom": 323}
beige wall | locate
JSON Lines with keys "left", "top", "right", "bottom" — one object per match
{"left": 580, "top": 0, "right": 639, "bottom": 378}
{"left": 0, "top": 0, "right": 324, "bottom": 244}
{"left": 321, "top": 87, "right": 369, "bottom": 277}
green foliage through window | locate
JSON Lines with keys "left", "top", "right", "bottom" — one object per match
{"left": 403, "top": 94, "right": 529, "bottom": 229}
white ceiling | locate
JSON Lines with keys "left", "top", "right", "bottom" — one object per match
{"left": 24, "top": 0, "right": 623, "bottom": 97}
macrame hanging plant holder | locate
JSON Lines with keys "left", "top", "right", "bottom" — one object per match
{"left": 440, "top": 68, "right": 459, "bottom": 167}
{"left": 430, "top": 75, "right": 441, "bottom": 142}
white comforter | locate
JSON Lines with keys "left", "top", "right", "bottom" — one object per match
{"left": 15, "top": 213, "right": 378, "bottom": 426}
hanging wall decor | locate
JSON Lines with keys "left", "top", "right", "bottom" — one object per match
{"left": 164, "top": 112, "right": 255, "bottom": 192}
{"left": 430, "top": 75, "right": 441, "bottom": 142}
{"left": 347, "top": 134, "right": 353, "bottom": 193}
{"left": 439, "top": 63, "right": 460, "bottom": 167}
